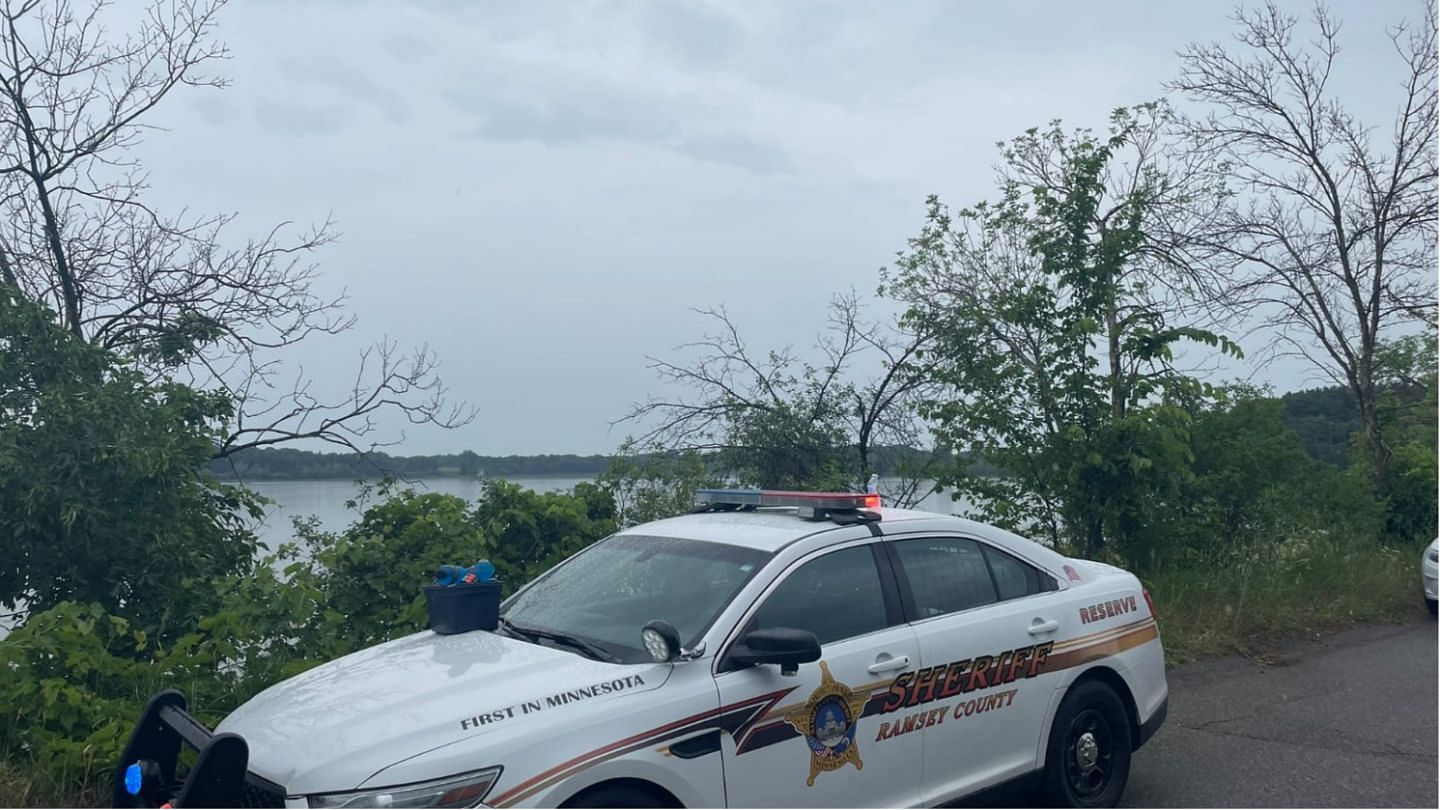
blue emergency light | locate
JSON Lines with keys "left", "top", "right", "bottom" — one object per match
{"left": 124, "top": 761, "right": 143, "bottom": 796}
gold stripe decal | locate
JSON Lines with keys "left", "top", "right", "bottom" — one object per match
{"left": 490, "top": 618, "right": 1160, "bottom": 806}
{"left": 1042, "top": 622, "right": 1159, "bottom": 672}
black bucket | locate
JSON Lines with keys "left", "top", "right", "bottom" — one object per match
{"left": 424, "top": 580, "right": 502, "bottom": 634}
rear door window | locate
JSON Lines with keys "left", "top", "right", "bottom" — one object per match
{"left": 891, "top": 536, "right": 998, "bottom": 618}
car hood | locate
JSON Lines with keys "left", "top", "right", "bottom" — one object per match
{"left": 217, "top": 629, "right": 664, "bottom": 795}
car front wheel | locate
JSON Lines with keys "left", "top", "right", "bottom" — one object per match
{"left": 1040, "top": 679, "right": 1133, "bottom": 808}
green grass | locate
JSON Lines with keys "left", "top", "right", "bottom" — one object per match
{"left": 0, "top": 761, "right": 103, "bottom": 808}
{"left": 1146, "top": 535, "right": 1424, "bottom": 665}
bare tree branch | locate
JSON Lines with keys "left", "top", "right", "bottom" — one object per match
{"left": 0, "top": 0, "right": 473, "bottom": 457}
{"left": 1169, "top": 0, "right": 1438, "bottom": 491}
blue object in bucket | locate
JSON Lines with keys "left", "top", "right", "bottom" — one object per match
{"left": 124, "top": 762, "right": 143, "bottom": 796}
{"left": 470, "top": 559, "right": 495, "bottom": 582}
{"left": 434, "top": 560, "right": 495, "bottom": 586}
{"left": 434, "top": 564, "right": 467, "bottom": 586}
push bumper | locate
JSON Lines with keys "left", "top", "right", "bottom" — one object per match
{"left": 1135, "top": 695, "right": 1168, "bottom": 749}
{"left": 113, "top": 690, "right": 287, "bottom": 809}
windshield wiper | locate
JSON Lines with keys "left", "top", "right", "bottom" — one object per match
{"left": 495, "top": 616, "right": 535, "bottom": 642}
{"left": 499, "top": 618, "right": 620, "bottom": 663}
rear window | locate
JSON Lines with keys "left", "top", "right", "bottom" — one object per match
{"left": 982, "top": 545, "right": 1056, "bottom": 599}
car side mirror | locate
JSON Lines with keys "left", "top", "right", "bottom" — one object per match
{"left": 728, "top": 628, "right": 821, "bottom": 676}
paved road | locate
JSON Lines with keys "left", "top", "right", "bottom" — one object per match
{"left": 1124, "top": 608, "right": 1437, "bottom": 808}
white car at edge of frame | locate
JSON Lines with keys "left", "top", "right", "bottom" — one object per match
{"left": 1423, "top": 537, "right": 1438, "bottom": 615}
{"left": 114, "top": 489, "right": 1169, "bottom": 809}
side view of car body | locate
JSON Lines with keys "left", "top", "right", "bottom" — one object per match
{"left": 116, "top": 493, "right": 1168, "bottom": 808}
{"left": 1423, "top": 538, "right": 1437, "bottom": 615}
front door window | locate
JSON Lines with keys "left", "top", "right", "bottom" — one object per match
{"left": 716, "top": 543, "right": 922, "bottom": 808}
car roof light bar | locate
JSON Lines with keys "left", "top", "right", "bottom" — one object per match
{"left": 694, "top": 489, "right": 881, "bottom": 513}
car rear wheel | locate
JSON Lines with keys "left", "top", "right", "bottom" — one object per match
{"left": 1040, "top": 680, "right": 1133, "bottom": 808}
{"left": 1426, "top": 597, "right": 1437, "bottom": 615}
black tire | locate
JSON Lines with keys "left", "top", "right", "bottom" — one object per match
{"left": 1040, "top": 680, "right": 1133, "bottom": 808}
{"left": 1426, "top": 597, "right": 1437, "bottom": 616}
{"left": 562, "top": 784, "right": 677, "bottom": 809}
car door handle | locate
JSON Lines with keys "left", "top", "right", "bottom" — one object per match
{"left": 867, "top": 655, "right": 910, "bottom": 674}
{"left": 1028, "top": 618, "right": 1060, "bottom": 635}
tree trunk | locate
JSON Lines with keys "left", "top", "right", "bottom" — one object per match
{"left": 1086, "top": 516, "right": 1105, "bottom": 558}
{"left": 1357, "top": 380, "right": 1391, "bottom": 496}
{"left": 0, "top": 243, "right": 16, "bottom": 289}
{"left": 1105, "top": 280, "right": 1125, "bottom": 420}
{"left": 31, "top": 170, "right": 82, "bottom": 336}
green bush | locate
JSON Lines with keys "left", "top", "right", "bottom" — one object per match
{"left": 0, "top": 603, "right": 249, "bottom": 806}
{"left": 186, "top": 483, "right": 495, "bottom": 687}
{"left": 1137, "top": 388, "right": 1391, "bottom": 574}
{"left": 186, "top": 479, "right": 620, "bottom": 687}
{"left": 1386, "top": 442, "right": 1439, "bottom": 541}
{"left": 0, "top": 479, "right": 619, "bottom": 807}
{"left": 0, "top": 290, "right": 264, "bottom": 643}
{"left": 470, "top": 479, "right": 618, "bottom": 591}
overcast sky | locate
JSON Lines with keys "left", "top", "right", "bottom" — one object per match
{"left": 130, "top": 0, "right": 1422, "bottom": 455}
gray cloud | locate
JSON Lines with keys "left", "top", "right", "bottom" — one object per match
{"left": 189, "top": 94, "right": 239, "bottom": 127}
{"left": 675, "top": 131, "right": 791, "bottom": 175}
{"left": 129, "top": 0, "right": 1420, "bottom": 454}
{"left": 633, "top": 0, "right": 746, "bottom": 69}
{"left": 380, "top": 28, "right": 435, "bottom": 65}
{"left": 463, "top": 91, "right": 670, "bottom": 145}
{"left": 277, "top": 55, "right": 413, "bottom": 125}
{"left": 253, "top": 97, "right": 348, "bottom": 136}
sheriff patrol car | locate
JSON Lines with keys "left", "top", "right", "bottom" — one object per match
{"left": 115, "top": 490, "right": 1168, "bottom": 809}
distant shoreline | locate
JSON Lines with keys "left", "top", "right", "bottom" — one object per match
{"left": 209, "top": 446, "right": 617, "bottom": 482}
{"left": 218, "top": 472, "right": 599, "bottom": 483}
{"left": 207, "top": 445, "right": 981, "bottom": 482}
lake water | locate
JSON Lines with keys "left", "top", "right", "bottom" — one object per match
{"left": 245, "top": 476, "right": 974, "bottom": 550}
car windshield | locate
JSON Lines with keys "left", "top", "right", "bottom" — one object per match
{"left": 501, "top": 534, "right": 771, "bottom": 664}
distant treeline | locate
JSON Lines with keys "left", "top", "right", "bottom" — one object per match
{"left": 1280, "top": 386, "right": 1362, "bottom": 468}
{"left": 207, "top": 387, "right": 1363, "bottom": 482}
{"left": 209, "top": 445, "right": 1002, "bottom": 482}
{"left": 209, "top": 448, "right": 614, "bottom": 481}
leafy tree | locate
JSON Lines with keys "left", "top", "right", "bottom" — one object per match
{"left": 887, "top": 107, "right": 1240, "bottom": 561}
{"left": 598, "top": 441, "right": 724, "bottom": 528}
{"left": 0, "top": 289, "right": 262, "bottom": 639}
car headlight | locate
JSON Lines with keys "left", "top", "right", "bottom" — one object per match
{"left": 307, "top": 767, "right": 502, "bottom": 808}
{"left": 1428, "top": 547, "right": 1438, "bottom": 563}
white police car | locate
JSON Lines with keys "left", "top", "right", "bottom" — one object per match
{"left": 115, "top": 490, "right": 1167, "bottom": 809}
{"left": 1423, "top": 538, "right": 1437, "bottom": 614}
